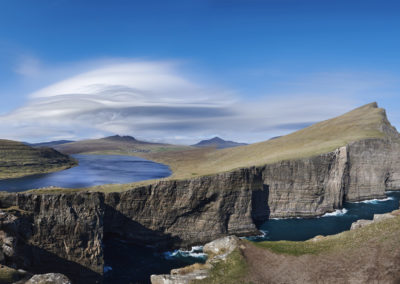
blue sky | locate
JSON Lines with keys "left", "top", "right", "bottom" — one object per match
{"left": 0, "top": 0, "right": 399, "bottom": 143}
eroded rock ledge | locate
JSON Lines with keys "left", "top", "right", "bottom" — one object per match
{"left": 0, "top": 138, "right": 399, "bottom": 283}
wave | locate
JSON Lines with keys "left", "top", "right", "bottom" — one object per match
{"left": 322, "top": 208, "right": 348, "bottom": 217}
{"left": 163, "top": 246, "right": 207, "bottom": 261}
{"left": 245, "top": 230, "right": 269, "bottom": 241}
{"left": 104, "top": 266, "right": 113, "bottom": 273}
{"left": 350, "top": 197, "right": 394, "bottom": 204}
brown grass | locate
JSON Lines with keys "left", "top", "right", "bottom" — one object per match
{"left": 136, "top": 102, "right": 390, "bottom": 180}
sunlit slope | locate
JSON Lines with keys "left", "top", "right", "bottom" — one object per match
{"left": 143, "top": 102, "right": 397, "bottom": 179}
{"left": 0, "top": 139, "right": 77, "bottom": 179}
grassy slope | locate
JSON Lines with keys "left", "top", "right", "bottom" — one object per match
{"left": 197, "top": 213, "right": 400, "bottom": 284}
{"left": 54, "top": 137, "right": 192, "bottom": 155}
{"left": 139, "top": 102, "right": 392, "bottom": 180}
{"left": 0, "top": 140, "right": 77, "bottom": 179}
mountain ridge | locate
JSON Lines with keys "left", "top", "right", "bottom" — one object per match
{"left": 192, "top": 136, "right": 248, "bottom": 149}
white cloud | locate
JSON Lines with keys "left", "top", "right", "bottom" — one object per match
{"left": 0, "top": 59, "right": 385, "bottom": 144}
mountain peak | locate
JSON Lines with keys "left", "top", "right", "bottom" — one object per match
{"left": 192, "top": 137, "right": 247, "bottom": 149}
{"left": 103, "top": 135, "right": 138, "bottom": 142}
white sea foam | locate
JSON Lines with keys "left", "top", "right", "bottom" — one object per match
{"left": 322, "top": 208, "right": 348, "bottom": 217}
{"left": 163, "top": 246, "right": 207, "bottom": 260}
{"left": 245, "top": 230, "right": 268, "bottom": 241}
{"left": 104, "top": 266, "right": 113, "bottom": 273}
{"left": 350, "top": 197, "right": 394, "bottom": 204}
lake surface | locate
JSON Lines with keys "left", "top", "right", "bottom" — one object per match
{"left": 0, "top": 154, "right": 171, "bottom": 192}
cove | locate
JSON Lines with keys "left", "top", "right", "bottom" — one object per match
{"left": 248, "top": 191, "right": 400, "bottom": 242}
{"left": 0, "top": 154, "right": 172, "bottom": 192}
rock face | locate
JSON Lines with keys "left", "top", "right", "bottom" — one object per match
{"left": 15, "top": 193, "right": 104, "bottom": 283}
{"left": 26, "top": 273, "right": 72, "bottom": 284}
{"left": 104, "top": 168, "right": 266, "bottom": 248}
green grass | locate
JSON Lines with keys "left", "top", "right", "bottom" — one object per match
{"left": 193, "top": 249, "right": 250, "bottom": 284}
{"left": 0, "top": 140, "right": 77, "bottom": 180}
{"left": 253, "top": 214, "right": 400, "bottom": 256}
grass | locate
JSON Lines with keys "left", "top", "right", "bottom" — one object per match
{"left": 54, "top": 137, "right": 192, "bottom": 155}
{"left": 193, "top": 249, "right": 250, "bottom": 284}
{"left": 131, "top": 102, "right": 393, "bottom": 180}
{"left": 253, "top": 214, "right": 400, "bottom": 256}
{"left": 0, "top": 140, "right": 77, "bottom": 180}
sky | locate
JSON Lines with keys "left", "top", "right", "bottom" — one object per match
{"left": 0, "top": 0, "right": 399, "bottom": 144}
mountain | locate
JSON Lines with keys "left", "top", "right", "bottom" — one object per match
{"left": 54, "top": 135, "right": 191, "bottom": 155}
{"left": 0, "top": 139, "right": 77, "bottom": 179}
{"left": 28, "top": 140, "right": 75, "bottom": 148}
{"left": 142, "top": 102, "right": 398, "bottom": 179}
{"left": 192, "top": 137, "right": 248, "bottom": 149}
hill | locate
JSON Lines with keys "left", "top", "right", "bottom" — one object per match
{"left": 54, "top": 135, "right": 191, "bottom": 155}
{"left": 192, "top": 137, "right": 248, "bottom": 149}
{"left": 139, "top": 102, "right": 398, "bottom": 179}
{"left": 0, "top": 140, "right": 77, "bottom": 179}
{"left": 28, "top": 140, "right": 74, "bottom": 148}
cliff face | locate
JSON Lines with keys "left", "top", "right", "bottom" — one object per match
{"left": 104, "top": 167, "right": 267, "bottom": 248}
{"left": 262, "top": 146, "right": 348, "bottom": 218}
{"left": 15, "top": 193, "right": 104, "bottom": 283}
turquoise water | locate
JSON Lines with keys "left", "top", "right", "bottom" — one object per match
{"left": 248, "top": 191, "right": 400, "bottom": 242}
{"left": 0, "top": 154, "right": 171, "bottom": 192}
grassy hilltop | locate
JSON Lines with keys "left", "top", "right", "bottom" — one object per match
{"left": 0, "top": 140, "right": 77, "bottom": 179}
{"left": 138, "top": 102, "right": 396, "bottom": 179}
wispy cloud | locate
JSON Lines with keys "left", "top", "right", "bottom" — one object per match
{"left": 0, "top": 59, "right": 388, "bottom": 144}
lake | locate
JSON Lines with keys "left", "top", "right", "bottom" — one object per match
{"left": 0, "top": 154, "right": 172, "bottom": 192}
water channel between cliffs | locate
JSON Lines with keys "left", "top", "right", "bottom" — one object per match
{"left": 103, "top": 191, "right": 400, "bottom": 284}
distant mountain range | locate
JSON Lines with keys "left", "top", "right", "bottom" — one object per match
{"left": 192, "top": 137, "right": 248, "bottom": 149}
{"left": 53, "top": 135, "right": 190, "bottom": 154}
{"left": 27, "top": 140, "right": 75, "bottom": 148}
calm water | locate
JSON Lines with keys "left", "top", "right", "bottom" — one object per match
{"left": 0, "top": 154, "right": 171, "bottom": 192}
{"left": 248, "top": 191, "right": 400, "bottom": 242}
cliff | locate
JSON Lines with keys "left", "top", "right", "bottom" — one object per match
{"left": 0, "top": 140, "right": 77, "bottom": 179}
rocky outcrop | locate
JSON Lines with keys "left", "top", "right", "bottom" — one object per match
{"left": 350, "top": 209, "right": 400, "bottom": 230}
{"left": 25, "top": 273, "right": 71, "bottom": 284}
{"left": 150, "top": 236, "right": 240, "bottom": 284}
